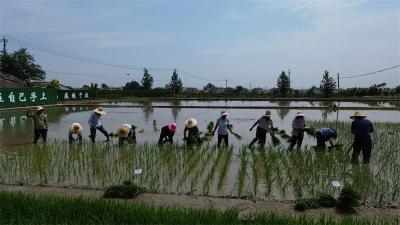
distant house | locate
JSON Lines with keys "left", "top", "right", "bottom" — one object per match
{"left": 0, "top": 71, "right": 28, "bottom": 88}
{"left": 252, "top": 88, "right": 267, "bottom": 94}
{"left": 183, "top": 87, "right": 200, "bottom": 94}
{"left": 204, "top": 86, "right": 226, "bottom": 94}
{"left": 30, "top": 81, "right": 73, "bottom": 90}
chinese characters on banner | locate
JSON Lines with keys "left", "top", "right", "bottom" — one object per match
{"left": 0, "top": 88, "right": 57, "bottom": 108}
{"left": 58, "top": 90, "right": 93, "bottom": 101}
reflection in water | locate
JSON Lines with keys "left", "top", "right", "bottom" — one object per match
{"left": 139, "top": 101, "right": 153, "bottom": 122}
{"left": 319, "top": 101, "right": 335, "bottom": 121}
{"left": 276, "top": 101, "right": 290, "bottom": 120}
{"left": 170, "top": 100, "right": 181, "bottom": 121}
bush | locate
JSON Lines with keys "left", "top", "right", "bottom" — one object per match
{"left": 294, "top": 198, "right": 319, "bottom": 211}
{"left": 103, "top": 180, "right": 145, "bottom": 199}
{"left": 337, "top": 186, "right": 361, "bottom": 211}
{"left": 317, "top": 193, "right": 337, "bottom": 207}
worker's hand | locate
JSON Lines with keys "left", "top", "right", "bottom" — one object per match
{"left": 212, "top": 131, "right": 215, "bottom": 136}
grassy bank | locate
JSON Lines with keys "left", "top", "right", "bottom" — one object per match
{"left": 0, "top": 191, "right": 397, "bottom": 225}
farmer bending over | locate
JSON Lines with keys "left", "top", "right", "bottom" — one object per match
{"left": 350, "top": 112, "right": 374, "bottom": 164}
{"left": 117, "top": 124, "right": 136, "bottom": 146}
{"left": 248, "top": 110, "right": 275, "bottom": 149}
{"left": 27, "top": 106, "right": 48, "bottom": 144}
{"left": 88, "top": 107, "right": 109, "bottom": 143}
{"left": 289, "top": 112, "right": 307, "bottom": 150}
{"left": 184, "top": 118, "right": 201, "bottom": 146}
{"left": 158, "top": 123, "right": 177, "bottom": 145}
{"left": 69, "top": 123, "right": 83, "bottom": 143}
{"left": 315, "top": 127, "right": 337, "bottom": 149}
{"left": 212, "top": 111, "right": 233, "bottom": 148}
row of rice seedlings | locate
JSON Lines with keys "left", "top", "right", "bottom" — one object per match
{"left": 250, "top": 150, "right": 259, "bottom": 197}
{"left": 217, "top": 146, "right": 233, "bottom": 191}
{"left": 202, "top": 148, "right": 224, "bottom": 196}
{"left": 176, "top": 149, "right": 202, "bottom": 193}
{"left": 189, "top": 147, "right": 216, "bottom": 194}
{"left": 237, "top": 148, "right": 248, "bottom": 197}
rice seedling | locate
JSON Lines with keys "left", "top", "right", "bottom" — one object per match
{"left": 202, "top": 148, "right": 224, "bottom": 195}
{"left": 152, "top": 119, "right": 160, "bottom": 132}
{"left": 217, "top": 146, "right": 233, "bottom": 191}
{"left": 250, "top": 150, "right": 259, "bottom": 197}
{"left": 237, "top": 148, "right": 248, "bottom": 197}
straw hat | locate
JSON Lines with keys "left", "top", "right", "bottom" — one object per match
{"left": 70, "top": 123, "right": 83, "bottom": 134}
{"left": 168, "top": 122, "right": 177, "bottom": 133}
{"left": 350, "top": 111, "right": 366, "bottom": 119}
{"left": 220, "top": 111, "right": 228, "bottom": 116}
{"left": 118, "top": 125, "right": 130, "bottom": 138}
{"left": 37, "top": 106, "right": 44, "bottom": 111}
{"left": 94, "top": 107, "right": 106, "bottom": 115}
{"left": 296, "top": 111, "right": 305, "bottom": 117}
{"left": 185, "top": 118, "right": 198, "bottom": 128}
{"left": 265, "top": 110, "right": 272, "bottom": 116}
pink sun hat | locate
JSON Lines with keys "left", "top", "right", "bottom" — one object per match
{"left": 168, "top": 123, "right": 177, "bottom": 133}
{"left": 296, "top": 111, "right": 305, "bottom": 117}
{"left": 220, "top": 111, "right": 229, "bottom": 116}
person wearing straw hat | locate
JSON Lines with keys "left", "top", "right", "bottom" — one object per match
{"left": 88, "top": 107, "right": 110, "bottom": 143}
{"left": 350, "top": 111, "right": 374, "bottom": 164}
{"left": 158, "top": 122, "right": 177, "bottom": 145}
{"left": 184, "top": 118, "right": 201, "bottom": 146}
{"left": 248, "top": 110, "right": 275, "bottom": 149}
{"left": 26, "top": 106, "right": 48, "bottom": 144}
{"left": 289, "top": 111, "right": 307, "bottom": 150}
{"left": 117, "top": 124, "right": 136, "bottom": 146}
{"left": 68, "top": 123, "right": 83, "bottom": 144}
{"left": 212, "top": 111, "right": 233, "bottom": 148}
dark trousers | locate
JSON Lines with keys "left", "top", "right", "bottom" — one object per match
{"left": 34, "top": 129, "right": 47, "bottom": 144}
{"left": 217, "top": 134, "right": 228, "bottom": 147}
{"left": 316, "top": 132, "right": 325, "bottom": 147}
{"left": 69, "top": 132, "right": 82, "bottom": 143}
{"left": 249, "top": 127, "right": 267, "bottom": 148}
{"left": 289, "top": 134, "right": 304, "bottom": 150}
{"left": 351, "top": 137, "right": 372, "bottom": 164}
{"left": 90, "top": 126, "right": 109, "bottom": 143}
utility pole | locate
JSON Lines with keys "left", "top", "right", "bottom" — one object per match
{"left": 249, "top": 83, "right": 252, "bottom": 93}
{"left": 225, "top": 79, "right": 228, "bottom": 90}
{"left": 337, "top": 73, "right": 340, "bottom": 95}
{"left": 288, "top": 69, "right": 291, "bottom": 95}
{"left": 1, "top": 36, "right": 7, "bottom": 54}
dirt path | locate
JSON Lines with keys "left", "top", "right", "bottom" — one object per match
{"left": 1, "top": 184, "right": 399, "bottom": 220}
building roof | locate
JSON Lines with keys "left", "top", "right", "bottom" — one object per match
{"left": 0, "top": 71, "right": 28, "bottom": 88}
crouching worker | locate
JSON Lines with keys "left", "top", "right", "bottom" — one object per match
{"left": 27, "top": 106, "right": 48, "bottom": 144}
{"left": 184, "top": 118, "right": 201, "bottom": 146}
{"left": 158, "top": 123, "right": 177, "bottom": 145}
{"left": 88, "top": 107, "right": 109, "bottom": 143}
{"left": 117, "top": 124, "right": 136, "bottom": 146}
{"left": 315, "top": 127, "right": 337, "bottom": 150}
{"left": 69, "top": 123, "right": 83, "bottom": 144}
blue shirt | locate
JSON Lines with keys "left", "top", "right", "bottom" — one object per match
{"left": 318, "top": 128, "right": 337, "bottom": 141}
{"left": 217, "top": 117, "right": 230, "bottom": 135}
{"left": 351, "top": 118, "right": 374, "bottom": 139}
{"left": 88, "top": 112, "right": 101, "bottom": 128}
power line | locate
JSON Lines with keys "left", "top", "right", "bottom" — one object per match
{"left": 46, "top": 70, "right": 168, "bottom": 82}
{"left": 340, "top": 64, "right": 400, "bottom": 79}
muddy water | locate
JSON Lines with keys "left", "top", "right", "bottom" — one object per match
{"left": 0, "top": 101, "right": 399, "bottom": 150}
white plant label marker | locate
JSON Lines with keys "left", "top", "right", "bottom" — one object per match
{"left": 332, "top": 181, "right": 341, "bottom": 189}
{"left": 134, "top": 169, "right": 143, "bottom": 175}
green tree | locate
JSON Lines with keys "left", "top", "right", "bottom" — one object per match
{"left": 276, "top": 71, "right": 290, "bottom": 95}
{"left": 101, "top": 83, "right": 109, "bottom": 89}
{"left": 90, "top": 83, "right": 98, "bottom": 90}
{"left": 49, "top": 79, "right": 61, "bottom": 89}
{"left": 168, "top": 69, "right": 183, "bottom": 94}
{"left": 0, "top": 48, "right": 45, "bottom": 82}
{"left": 319, "top": 70, "right": 336, "bottom": 97}
{"left": 141, "top": 68, "right": 154, "bottom": 89}
{"left": 123, "top": 80, "right": 141, "bottom": 90}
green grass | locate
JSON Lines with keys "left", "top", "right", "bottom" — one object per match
{"left": 1, "top": 191, "right": 397, "bottom": 225}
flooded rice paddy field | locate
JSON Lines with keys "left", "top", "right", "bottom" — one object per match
{"left": 0, "top": 101, "right": 399, "bottom": 205}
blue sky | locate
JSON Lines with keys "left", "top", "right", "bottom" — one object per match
{"left": 1, "top": 0, "right": 399, "bottom": 88}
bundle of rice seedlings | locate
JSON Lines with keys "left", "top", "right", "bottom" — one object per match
{"left": 271, "top": 134, "right": 281, "bottom": 146}
{"left": 232, "top": 132, "right": 242, "bottom": 140}
{"left": 138, "top": 129, "right": 144, "bottom": 133}
{"left": 305, "top": 126, "right": 317, "bottom": 137}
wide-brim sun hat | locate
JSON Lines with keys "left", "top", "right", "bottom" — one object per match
{"left": 350, "top": 111, "right": 366, "bottom": 119}
{"left": 70, "top": 123, "right": 83, "bottom": 134}
{"left": 265, "top": 110, "right": 272, "bottom": 116}
{"left": 37, "top": 106, "right": 44, "bottom": 111}
{"left": 168, "top": 123, "right": 177, "bottom": 133}
{"left": 296, "top": 112, "right": 305, "bottom": 117}
{"left": 185, "top": 118, "right": 198, "bottom": 128}
{"left": 118, "top": 126, "right": 130, "bottom": 138}
{"left": 220, "top": 111, "right": 228, "bottom": 116}
{"left": 94, "top": 107, "right": 106, "bottom": 115}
